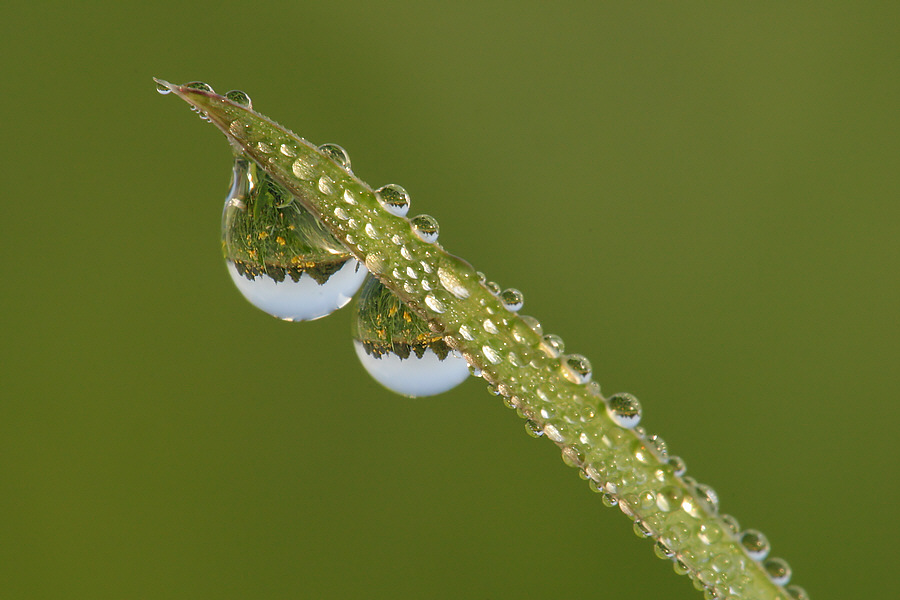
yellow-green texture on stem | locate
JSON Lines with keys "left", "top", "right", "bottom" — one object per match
{"left": 158, "top": 79, "right": 805, "bottom": 600}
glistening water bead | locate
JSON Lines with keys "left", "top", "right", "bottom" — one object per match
{"left": 351, "top": 276, "right": 469, "bottom": 397}
{"left": 375, "top": 184, "right": 410, "bottom": 216}
{"left": 606, "top": 393, "right": 643, "bottom": 428}
{"left": 222, "top": 156, "right": 367, "bottom": 321}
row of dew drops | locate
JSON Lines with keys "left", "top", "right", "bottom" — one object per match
{"left": 162, "top": 81, "right": 807, "bottom": 600}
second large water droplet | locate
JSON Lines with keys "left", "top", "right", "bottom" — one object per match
{"left": 352, "top": 276, "right": 469, "bottom": 397}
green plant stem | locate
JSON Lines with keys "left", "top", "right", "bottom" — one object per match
{"left": 159, "top": 79, "right": 797, "bottom": 600}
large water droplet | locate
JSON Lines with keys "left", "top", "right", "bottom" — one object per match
{"left": 155, "top": 80, "right": 172, "bottom": 94}
{"left": 411, "top": 214, "right": 439, "bottom": 243}
{"left": 375, "top": 184, "right": 410, "bottom": 216}
{"left": 606, "top": 393, "right": 642, "bottom": 428}
{"left": 352, "top": 276, "right": 468, "bottom": 397}
{"left": 222, "top": 156, "right": 366, "bottom": 321}
{"left": 561, "top": 354, "right": 592, "bottom": 383}
{"left": 318, "top": 143, "right": 352, "bottom": 171}
{"left": 739, "top": 529, "right": 770, "bottom": 560}
{"left": 225, "top": 89, "right": 252, "bottom": 108}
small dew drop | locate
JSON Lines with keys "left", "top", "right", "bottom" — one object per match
{"left": 633, "top": 520, "right": 653, "bottom": 538}
{"left": 224, "top": 89, "right": 252, "bottom": 108}
{"left": 155, "top": 81, "right": 172, "bottom": 94}
{"left": 695, "top": 484, "right": 719, "bottom": 513}
{"left": 482, "top": 344, "right": 502, "bottom": 365}
{"left": 318, "top": 176, "right": 335, "bottom": 195}
{"left": 786, "top": 585, "right": 809, "bottom": 600}
{"left": 437, "top": 267, "right": 470, "bottom": 299}
{"left": 334, "top": 207, "right": 349, "bottom": 221}
{"left": 482, "top": 319, "right": 499, "bottom": 334}
{"left": 763, "top": 557, "right": 792, "bottom": 586}
{"left": 485, "top": 281, "right": 501, "bottom": 295}
{"left": 292, "top": 158, "right": 316, "bottom": 180}
{"left": 720, "top": 514, "right": 740, "bottom": 536}
{"left": 342, "top": 189, "right": 357, "bottom": 205}
{"left": 184, "top": 81, "right": 214, "bottom": 93}
{"left": 411, "top": 214, "right": 439, "bottom": 243}
{"left": 655, "top": 540, "right": 676, "bottom": 560}
{"left": 364, "top": 223, "right": 380, "bottom": 239}
{"left": 540, "top": 334, "right": 565, "bottom": 357}
{"left": 606, "top": 393, "right": 642, "bottom": 428}
{"left": 424, "top": 293, "right": 446, "bottom": 313}
{"left": 318, "top": 143, "right": 352, "bottom": 171}
{"left": 697, "top": 523, "right": 723, "bottom": 545}
{"left": 543, "top": 424, "right": 565, "bottom": 443}
{"left": 518, "top": 315, "right": 543, "bottom": 337}
{"left": 279, "top": 143, "right": 296, "bottom": 157}
{"left": 656, "top": 486, "right": 684, "bottom": 512}
{"left": 739, "top": 529, "right": 770, "bottom": 561}
{"left": 256, "top": 141, "right": 274, "bottom": 154}
{"left": 375, "top": 184, "right": 410, "bottom": 216}
{"left": 406, "top": 266, "right": 418, "bottom": 279}
{"left": 561, "top": 354, "right": 592, "bottom": 384}
{"left": 364, "top": 253, "right": 385, "bottom": 273}
{"left": 499, "top": 288, "right": 524, "bottom": 311}
{"left": 525, "top": 420, "right": 544, "bottom": 438}
{"left": 668, "top": 455, "right": 687, "bottom": 477}
{"left": 458, "top": 325, "right": 474, "bottom": 341}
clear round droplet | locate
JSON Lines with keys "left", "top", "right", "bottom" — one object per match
{"left": 184, "top": 81, "right": 214, "bottom": 93}
{"left": 656, "top": 486, "right": 684, "bottom": 512}
{"left": 375, "top": 184, "right": 410, "bottom": 216}
{"left": 606, "top": 393, "right": 642, "bottom": 428}
{"left": 155, "top": 80, "right": 172, "bottom": 94}
{"left": 225, "top": 89, "right": 252, "bottom": 108}
{"left": 519, "top": 315, "right": 543, "bottom": 337}
{"left": 499, "top": 288, "right": 524, "bottom": 311}
{"left": 654, "top": 540, "right": 676, "bottom": 560}
{"left": 695, "top": 483, "right": 719, "bottom": 513}
{"left": 763, "top": 557, "right": 792, "bottom": 585}
{"left": 561, "top": 354, "right": 592, "bottom": 384}
{"left": 525, "top": 420, "right": 544, "bottom": 437}
{"left": 739, "top": 529, "right": 770, "bottom": 561}
{"left": 720, "top": 514, "right": 740, "bottom": 536}
{"left": 786, "top": 585, "right": 809, "bottom": 600}
{"left": 668, "top": 455, "right": 687, "bottom": 477}
{"left": 222, "top": 157, "right": 366, "bottom": 321}
{"left": 352, "top": 276, "right": 468, "bottom": 397}
{"left": 410, "top": 214, "right": 439, "bottom": 243}
{"left": 697, "top": 523, "right": 723, "bottom": 545}
{"left": 318, "top": 143, "right": 352, "bottom": 171}
{"left": 540, "top": 334, "right": 565, "bottom": 357}
{"left": 485, "top": 281, "right": 501, "bottom": 295}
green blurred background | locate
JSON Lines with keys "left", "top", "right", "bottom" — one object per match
{"left": 1, "top": 2, "right": 897, "bottom": 598}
